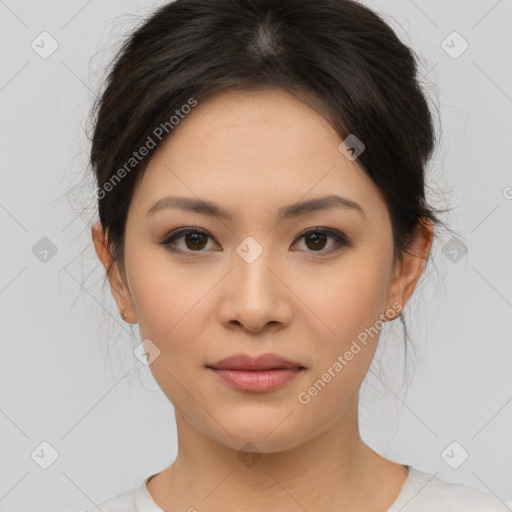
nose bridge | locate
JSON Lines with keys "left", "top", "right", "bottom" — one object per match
{"left": 217, "top": 234, "right": 291, "bottom": 332}
{"left": 232, "top": 236, "right": 278, "bottom": 303}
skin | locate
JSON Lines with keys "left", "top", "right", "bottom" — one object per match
{"left": 92, "top": 87, "right": 433, "bottom": 511}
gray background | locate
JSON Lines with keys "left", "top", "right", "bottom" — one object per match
{"left": 1, "top": 0, "right": 511, "bottom": 510}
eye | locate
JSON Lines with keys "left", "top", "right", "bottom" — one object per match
{"left": 292, "top": 228, "right": 350, "bottom": 256}
{"left": 160, "top": 227, "right": 350, "bottom": 257}
{"left": 160, "top": 227, "right": 218, "bottom": 256}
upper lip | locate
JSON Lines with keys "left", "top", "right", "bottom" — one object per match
{"left": 207, "top": 353, "right": 305, "bottom": 370}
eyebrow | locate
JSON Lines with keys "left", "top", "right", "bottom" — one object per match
{"left": 147, "top": 194, "right": 366, "bottom": 220}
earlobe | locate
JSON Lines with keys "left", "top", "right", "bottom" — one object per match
{"left": 384, "top": 261, "right": 406, "bottom": 320}
{"left": 91, "top": 222, "right": 136, "bottom": 323}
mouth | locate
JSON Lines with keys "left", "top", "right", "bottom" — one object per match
{"left": 205, "top": 353, "right": 306, "bottom": 392}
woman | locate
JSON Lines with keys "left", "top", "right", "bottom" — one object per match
{"left": 85, "top": 0, "right": 506, "bottom": 509}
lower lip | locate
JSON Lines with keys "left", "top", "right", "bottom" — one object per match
{"left": 207, "top": 368, "right": 304, "bottom": 392}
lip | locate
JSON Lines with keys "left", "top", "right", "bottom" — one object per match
{"left": 206, "top": 353, "right": 306, "bottom": 392}
{"left": 207, "top": 353, "right": 305, "bottom": 371}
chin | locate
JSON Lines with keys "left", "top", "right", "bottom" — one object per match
{"left": 225, "top": 432, "right": 305, "bottom": 455}
{"left": 209, "top": 411, "right": 311, "bottom": 454}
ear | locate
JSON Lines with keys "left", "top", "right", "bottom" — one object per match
{"left": 385, "top": 218, "right": 434, "bottom": 320}
{"left": 91, "top": 221, "right": 136, "bottom": 323}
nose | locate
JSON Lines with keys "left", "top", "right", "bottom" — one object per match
{"left": 216, "top": 247, "right": 293, "bottom": 334}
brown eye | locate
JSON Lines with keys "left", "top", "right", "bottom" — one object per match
{"left": 293, "top": 228, "right": 349, "bottom": 256}
{"left": 183, "top": 232, "right": 208, "bottom": 250}
{"left": 304, "top": 231, "right": 328, "bottom": 251}
{"left": 161, "top": 228, "right": 217, "bottom": 255}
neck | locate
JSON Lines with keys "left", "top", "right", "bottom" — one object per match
{"left": 153, "top": 393, "right": 397, "bottom": 511}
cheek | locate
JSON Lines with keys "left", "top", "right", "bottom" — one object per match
{"left": 125, "top": 245, "right": 206, "bottom": 348}
{"left": 292, "top": 253, "right": 392, "bottom": 420}
{"left": 125, "top": 250, "right": 210, "bottom": 406}
{"left": 296, "top": 251, "right": 392, "bottom": 355}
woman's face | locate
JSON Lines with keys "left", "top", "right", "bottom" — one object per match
{"left": 95, "top": 87, "right": 426, "bottom": 453}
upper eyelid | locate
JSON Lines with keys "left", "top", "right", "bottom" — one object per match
{"left": 161, "top": 227, "right": 218, "bottom": 248}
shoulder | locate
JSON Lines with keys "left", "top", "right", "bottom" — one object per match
{"left": 82, "top": 487, "right": 137, "bottom": 512}
{"left": 81, "top": 473, "right": 163, "bottom": 512}
{"left": 389, "top": 466, "right": 511, "bottom": 512}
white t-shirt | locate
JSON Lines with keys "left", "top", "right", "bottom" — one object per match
{"left": 84, "top": 466, "right": 511, "bottom": 511}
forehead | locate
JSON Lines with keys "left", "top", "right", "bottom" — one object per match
{"left": 129, "top": 87, "right": 388, "bottom": 223}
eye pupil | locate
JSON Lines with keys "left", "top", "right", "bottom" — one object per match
{"left": 186, "top": 232, "right": 207, "bottom": 250}
{"left": 306, "top": 232, "right": 327, "bottom": 251}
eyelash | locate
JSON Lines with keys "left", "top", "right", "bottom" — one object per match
{"left": 159, "top": 227, "right": 350, "bottom": 258}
